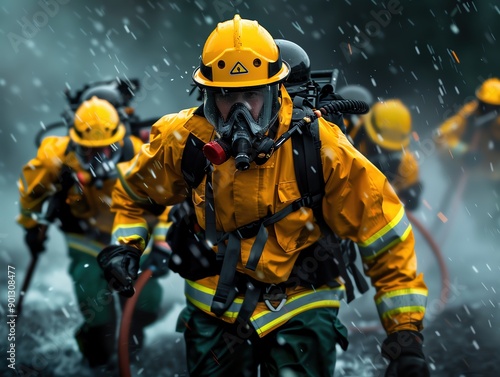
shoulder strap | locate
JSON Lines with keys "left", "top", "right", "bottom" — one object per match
{"left": 181, "top": 133, "right": 209, "bottom": 189}
{"left": 291, "top": 107, "right": 324, "bottom": 216}
{"left": 291, "top": 107, "right": 368, "bottom": 302}
{"left": 181, "top": 106, "right": 210, "bottom": 189}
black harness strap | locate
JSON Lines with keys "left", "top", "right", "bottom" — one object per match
{"left": 291, "top": 107, "right": 367, "bottom": 303}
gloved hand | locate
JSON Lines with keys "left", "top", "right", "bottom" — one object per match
{"left": 97, "top": 244, "right": 142, "bottom": 298}
{"left": 382, "top": 330, "right": 430, "bottom": 377}
{"left": 24, "top": 225, "right": 47, "bottom": 257}
{"left": 141, "top": 241, "right": 171, "bottom": 278}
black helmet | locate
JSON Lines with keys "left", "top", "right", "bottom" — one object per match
{"left": 337, "top": 85, "right": 374, "bottom": 106}
{"left": 80, "top": 83, "right": 125, "bottom": 109}
{"left": 274, "top": 39, "right": 311, "bottom": 94}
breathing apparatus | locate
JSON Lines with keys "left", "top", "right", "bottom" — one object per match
{"left": 201, "top": 86, "right": 280, "bottom": 170}
{"left": 191, "top": 15, "right": 290, "bottom": 170}
{"left": 192, "top": 16, "right": 371, "bottom": 170}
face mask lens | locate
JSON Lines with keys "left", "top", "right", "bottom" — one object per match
{"left": 76, "top": 144, "right": 120, "bottom": 167}
{"left": 204, "top": 85, "right": 280, "bottom": 136}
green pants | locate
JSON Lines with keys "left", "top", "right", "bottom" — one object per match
{"left": 177, "top": 302, "right": 348, "bottom": 377}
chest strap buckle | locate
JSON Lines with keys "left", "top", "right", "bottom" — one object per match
{"left": 263, "top": 284, "right": 287, "bottom": 312}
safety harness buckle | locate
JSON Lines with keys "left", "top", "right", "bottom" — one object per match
{"left": 262, "top": 284, "right": 287, "bottom": 312}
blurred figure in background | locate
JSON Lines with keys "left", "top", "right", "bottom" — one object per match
{"left": 434, "top": 77, "right": 500, "bottom": 230}
{"left": 348, "top": 99, "right": 423, "bottom": 211}
{"left": 338, "top": 84, "right": 375, "bottom": 131}
{"left": 17, "top": 96, "right": 168, "bottom": 371}
{"left": 434, "top": 77, "right": 500, "bottom": 180}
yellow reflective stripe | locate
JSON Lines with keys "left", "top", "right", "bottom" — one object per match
{"left": 111, "top": 223, "right": 149, "bottom": 246}
{"left": 117, "top": 167, "right": 151, "bottom": 205}
{"left": 360, "top": 207, "right": 405, "bottom": 247}
{"left": 184, "top": 281, "right": 344, "bottom": 336}
{"left": 153, "top": 222, "right": 170, "bottom": 233}
{"left": 380, "top": 306, "right": 426, "bottom": 320}
{"left": 152, "top": 222, "right": 170, "bottom": 241}
{"left": 375, "top": 288, "right": 428, "bottom": 303}
{"left": 252, "top": 299, "right": 340, "bottom": 337}
{"left": 66, "top": 234, "right": 104, "bottom": 257}
{"left": 250, "top": 288, "right": 344, "bottom": 337}
{"left": 376, "top": 289, "right": 428, "bottom": 318}
{"left": 358, "top": 208, "right": 412, "bottom": 260}
{"left": 185, "top": 280, "right": 244, "bottom": 318}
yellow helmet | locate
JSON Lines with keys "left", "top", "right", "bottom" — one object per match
{"left": 70, "top": 96, "right": 125, "bottom": 147}
{"left": 363, "top": 99, "right": 412, "bottom": 151}
{"left": 192, "top": 14, "right": 289, "bottom": 88}
{"left": 476, "top": 78, "right": 500, "bottom": 105}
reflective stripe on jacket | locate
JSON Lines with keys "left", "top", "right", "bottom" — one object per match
{"left": 185, "top": 279, "right": 344, "bottom": 337}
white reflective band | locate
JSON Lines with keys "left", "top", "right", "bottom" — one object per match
{"left": 185, "top": 280, "right": 243, "bottom": 318}
{"left": 66, "top": 233, "right": 104, "bottom": 256}
{"left": 358, "top": 208, "right": 412, "bottom": 260}
{"left": 111, "top": 224, "right": 149, "bottom": 245}
{"left": 250, "top": 287, "right": 344, "bottom": 336}
{"left": 185, "top": 280, "right": 345, "bottom": 336}
{"left": 376, "top": 289, "right": 428, "bottom": 318}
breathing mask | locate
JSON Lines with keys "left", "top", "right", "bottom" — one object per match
{"left": 74, "top": 143, "right": 122, "bottom": 189}
{"left": 202, "top": 85, "right": 280, "bottom": 170}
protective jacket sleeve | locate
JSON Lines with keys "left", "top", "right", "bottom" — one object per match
{"left": 110, "top": 111, "right": 194, "bottom": 251}
{"left": 434, "top": 101, "right": 478, "bottom": 155}
{"left": 17, "top": 136, "right": 69, "bottom": 229}
{"left": 319, "top": 122, "right": 428, "bottom": 335}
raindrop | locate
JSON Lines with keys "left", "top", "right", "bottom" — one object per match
{"left": 277, "top": 335, "right": 287, "bottom": 345}
{"left": 450, "top": 23, "right": 459, "bottom": 34}
{"left": 472, "top": 340, "right": 480, "bottom": 350}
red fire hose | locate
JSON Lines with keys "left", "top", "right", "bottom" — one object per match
{"left": 407, "top": 211, "right": 450, "bottom": 305}
{"left": 118, "top": 268, "right": 154, "bottom": 377}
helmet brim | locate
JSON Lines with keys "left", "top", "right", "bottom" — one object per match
{"left": 69, "top": 123, "right": 126, "bottom": 147}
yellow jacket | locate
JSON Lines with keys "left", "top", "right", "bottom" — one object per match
{"left": 111, "top": 88, "right": 427, "bottom": 336}
{"left": 17, "top": 135, "right": 148, "bottom": 236}
{"left": 434, "top": 100, "right": 500, "bottom": 180}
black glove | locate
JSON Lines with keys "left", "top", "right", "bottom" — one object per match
{"left": 382, "top": 330, "right": 430, "bottom": 377}
{"left": 97, "top": 244, "right": 142, "bottom": 298}
{"left": 141, "top": 242, "right": 171, "bottom": 278}
{"left": 24, "top": 225, "right": 47, "bottom": 257}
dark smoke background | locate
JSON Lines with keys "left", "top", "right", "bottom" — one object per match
{"left": 1, "top": 0, "right": 499, "bottom": 376}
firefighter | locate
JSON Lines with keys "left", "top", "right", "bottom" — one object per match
{"left": 17, "top": 96, "right": 167, "bottom": 369}
{"left": 433, "top": 77, "right": 500, "bottom": 229}
{"left": 434, "top": 77, "right": 500, "bottom": 180}
{"left": 348, "top": 99, "right": 423, "bottom": 211}
{"left": 337, "top": 84, "right": 375, "bottom": 131}
{"left": 98, "top": 15, "right": 429, "bottom": 376}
